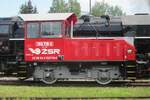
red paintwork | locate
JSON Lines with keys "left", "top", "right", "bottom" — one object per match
{"left": 64, "top": 38, "right": 135, "bottom": 61}
{"left": 25, "top": 38, "right": 136, "bottom": 62}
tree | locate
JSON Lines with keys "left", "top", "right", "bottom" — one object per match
{"left": 49, "top": 0, "right": 67, "bottom": 13}
{"left": 20, "top": 0, "right": 38, "bottom": 14}
{"left": 92, "top": 1, "right": 125, "bottom": 16}
{"left": 33, "top": 6, "right": 38, "bottom": 13}
{"left": 107, "top": 6, "right": 125, "bottom": 16}
{"left": 49, "top": 0, "right": 81, "bottom": 17}
{"left": 91, "top": 2, "right": 109, "bottom": 17}
{"left": 67, "top": 0, "right": 81, "bottom": 17}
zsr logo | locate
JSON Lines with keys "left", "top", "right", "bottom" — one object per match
{"left": 28, "top": 48, "right": 60, "bottom": 55}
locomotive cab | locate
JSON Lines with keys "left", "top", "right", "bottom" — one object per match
{"left": 0, "top": 17, "right": 24, "bottom": 75}
{"left": 0, "top": 18, "right": 23, "bottom": 54}
{"left": 19, "top": 13, "right": 77, "bottom": 62}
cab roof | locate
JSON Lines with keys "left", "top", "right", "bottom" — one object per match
{"left": 18, "top": 13, "right": 77, "bottom": 23}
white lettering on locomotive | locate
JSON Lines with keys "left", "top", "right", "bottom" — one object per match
{"left": 29, "top": 48, "right": 60, "bottom": 55}
{"left": 36, "top": 42, "right": 54, "bottom": 47}
{"left": 29, "top": 48, "right": 41, "bottom": 55}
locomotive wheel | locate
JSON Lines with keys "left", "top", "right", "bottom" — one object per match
{"left": 96, "top": 70, "right": 112, "bottom": 85}
{"left": 41, "top": 71, "right": 57, "bottom": 85}
{"left": 96, "top": 77, "right": 112, "bottom": 85}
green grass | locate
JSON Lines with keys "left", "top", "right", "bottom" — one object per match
{"left": 0, "top": 85, "right": 149, "bottom": 97}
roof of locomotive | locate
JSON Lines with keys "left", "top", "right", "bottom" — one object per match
{"left": 0, "top": 17, "right": 14, "bottom": 24}
{"left": 18, "top": 13, "right": 76, "bottom": 22}
{"left": 122, "top": 15, "right": 150, "bottom": 25}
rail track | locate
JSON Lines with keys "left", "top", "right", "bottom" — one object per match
{"left": 0, "top": 78, "right": 150, "bottom": 100}
{"left": 0, "top": 78, "right": 150, "bottom": 87}
{"left": 1, "top": 96, "right": 150, "bottom": 100}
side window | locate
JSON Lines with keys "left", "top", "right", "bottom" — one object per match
{"left": 41, "top": 22, "right": 52, "bottom": 37}
{"left": 52, "top": 22, "right": 61, "bottom": 35}
{"left": 0, "top": 25, "right": 9, "bottom": 34}
{"left": 41, "top": 22, "right": 62, "bottom": 37}
{"left": 27, "top": 23, "right": 39, "bottom": 38}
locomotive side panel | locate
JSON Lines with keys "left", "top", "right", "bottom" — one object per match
{"left": 64, "top": 39, "right": 135, "bottom": 61}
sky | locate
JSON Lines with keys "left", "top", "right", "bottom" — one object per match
{"left": 0, "top": 0, "right": 150, "bottom": 17}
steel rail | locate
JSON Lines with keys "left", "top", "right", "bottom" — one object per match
{"left": 0, "top": 79, "right": 150, "bottom": 87}
{"left": 1, "top": 96, "right": 150, "bottom": 100}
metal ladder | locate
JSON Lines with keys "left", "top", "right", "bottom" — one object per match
{"left": 126, "top": 62, "right": 137, "bottom": 80}
{"left": 17, "top": 62, "right": 28, "bottom": 80}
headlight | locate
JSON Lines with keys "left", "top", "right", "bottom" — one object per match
{"left": 127, "top": 49, "right": 132, "bottom": 54}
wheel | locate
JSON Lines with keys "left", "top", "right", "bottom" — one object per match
{"left": 96, "top": 70, "right": 112, "bottom": 85}
{"left": 41, "top": 71, "right": 57, "bottom": 85}
{"left": 41, "top": 78, "right": 57, "bottom": 85}
{"left": 96, "top": 77, "right": 112, "bottom": 85}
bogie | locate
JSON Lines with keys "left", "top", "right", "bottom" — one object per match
{"left": 33, "top": 63, "right": 121, "bottom": 85}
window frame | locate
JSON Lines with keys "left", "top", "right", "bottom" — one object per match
{"left": 26, "top": 22, "right": 40, "bottom": 39}
{"left": 0, "top": 24, "right": 10, "bottom": 34}
{"left": 26, "top": 21, "right": 63, "bottom": 39}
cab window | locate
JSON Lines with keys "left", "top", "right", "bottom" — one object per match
{"left": 27, "top": 23, "right": 40, "bottom": 38}
{"left": 0, "top": 25, "right": 9, "bottom": 34}
{"left": 27, "top": 22, "right": 62, "bottom": 38}
{"left": 41, "top": 22, "right": 61, "bottom": 37}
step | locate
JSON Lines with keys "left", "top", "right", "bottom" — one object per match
{"left": 127, "top": 71, "right": 136, "bottom": 73}
{"left": 19, "top": 62, "right": 26, "bottom": 65}
{"left": 127, "top": 65, "right": 136, "bottom": 67}
{"left": 18, "top": 77, "right": 26, "bottom": 80}
{"left": 18, "top": 71, "right": 27, "bottom": 73}
{"left": 127, "top": 77, "right": 136, "bottom": 80}
{"left": 19, "top": 66, "right": 26, "bottom": 68}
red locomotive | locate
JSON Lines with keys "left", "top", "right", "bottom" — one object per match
{"left": 0, "top": 13, "right": 149, "bottom": 85}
